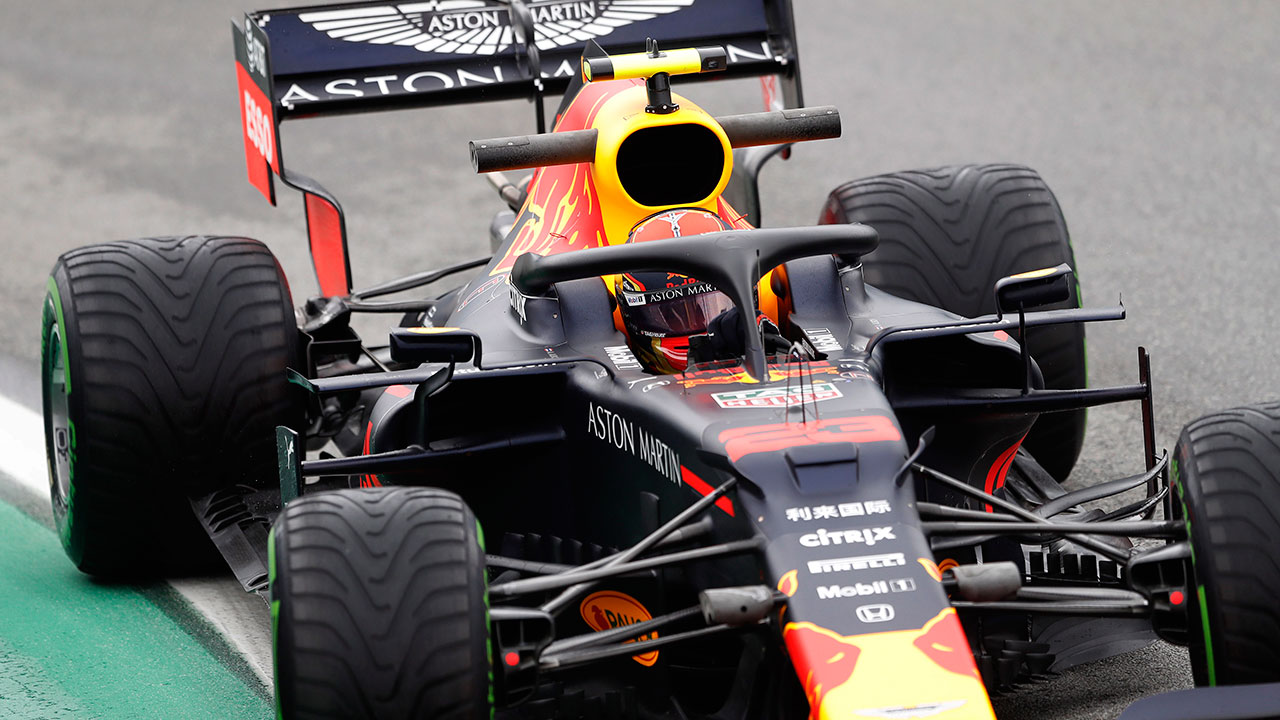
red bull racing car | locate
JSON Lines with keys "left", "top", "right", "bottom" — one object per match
{"left": 39, "top": 1, "right": 1280, "bottom": 718}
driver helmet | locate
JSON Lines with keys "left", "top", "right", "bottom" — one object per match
{"left": 614, "top": 208, "right": 735, "bottom": 374}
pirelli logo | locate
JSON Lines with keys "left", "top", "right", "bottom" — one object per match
{"left": 807, "top": 552, "right": 906, "bottom": 575}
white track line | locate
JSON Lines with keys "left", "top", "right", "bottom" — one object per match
{"left": 0, "top": 393, "right": 273, "bottom": 689}
{"left": 0, "top": 394, "right": 54, "bottom": 498}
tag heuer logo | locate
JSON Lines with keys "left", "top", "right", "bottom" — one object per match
{"left": 300, "top": 0, "right": 696, "bottom": 56}
{"left": 712, "top": 382, "right": 843, "bottom": 409}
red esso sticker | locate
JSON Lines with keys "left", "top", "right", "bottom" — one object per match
{"left": 243, "top": 91, "right": 274, "bottom": 164}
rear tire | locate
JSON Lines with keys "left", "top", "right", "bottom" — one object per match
{"left": 41, "top": 236, "right": 301, "bottom": 577}
{"left": 821, "top": 164, "right": 1087, "bottom": 481}
{"left": 1173, "top": 401, "right": 1280, "bottom": 686}
{"left": 271, "top": 487, "right": 492, "bottom": 720}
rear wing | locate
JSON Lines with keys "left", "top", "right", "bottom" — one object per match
{"left": 232, "top": 0, "right": 803, "bottom": 295}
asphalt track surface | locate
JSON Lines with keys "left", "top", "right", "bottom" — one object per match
{"left": 1, "top": 1, "right": 1278, "bottom": 718}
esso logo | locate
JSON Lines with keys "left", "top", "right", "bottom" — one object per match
{"left": 244, "top": 91, "right": 274, "bottom": 164}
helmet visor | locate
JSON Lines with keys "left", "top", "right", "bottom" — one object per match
{"left": 619, "top": 282, "right": 734, "bottom": 337}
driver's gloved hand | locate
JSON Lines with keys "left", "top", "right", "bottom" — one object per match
{"left": 761, "top": 318, "right": 791, "bottom": 354}
{"left": 688, "top": 307, "right": 792, "bottom": 365}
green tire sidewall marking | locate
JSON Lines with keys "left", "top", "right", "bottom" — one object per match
{"left": 269, "top": 524, "right": 283, "bottom": 720}
{"left": 43, "top": 277, "right": 76, "bottom": 548}
{"left": 1172, "top": 454, "right": 1217, "bottom": 685}
{"left": 45, "top": 276, "right": 71, "bottom": 395}
{"left": 1197, "top": 585, "right": 1216, "bottom": 685}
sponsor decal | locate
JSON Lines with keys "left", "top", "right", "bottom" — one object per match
{"left": 839, "top": 369, "right": 876, "bottom": 382}
{"left": 543, "top": 346, "right": 560, "bottom": 359}
{"left": 912, "top": 609, "right": 981, "bottom": 679}
{"left": 785, "top": 610, "right": 990, "bottom": 720}
{"left": 509, "top": 284, "right": 528, "bottom": 322}
{"left": 274, "top": 37, "right": 775, "bottom": 108}
{"left": 243, "top": 21, "right": 267, "bottom": 77}
{"left": 605, "top": 345, "right": 642, "bottom": 371}
{"left": 835, "top": 358, "right": 875, "bottom": 382}
{"left": 785, "top": 501, "right": 891, "bottom": 522}
{"left": 783, "top": 622, "right": 862, "bottom": 719}
{"left": 777, "top": 569, "right": 799, "bottom": 597}
{"left": 490, "top": 157, "right": 607, "bottom": 275}
{"left": 855, "top": 604, "right": 895, "bottom": 623}
{"left": 712, "top": 382, "right": 843, "bottom": 409}
{"left": 620, "top": 281, "right": 717, "bottom": 307}
{"left": 579, "top": 590, "right": 659, "bottom": 666}
{"left": 586, "top": 402, "right": 681, "bottom": 486}
{"left": 798, "top": 335, "right": 819, "bottom": 358}
{"left": 299, "top": 0, "right": 696, "bottom": 57}
{"left": 808, "top": 553, "right": 906, "bottom": 575}
{"left": 719, "top": 415, "right": 902, "bottom": 462}
{"left": 234, "top": 18, "right": 279, "bottom": 201}
{"left": 678, "top": 360, "right": 837, "bottom": 388}
{"left": 918, "top": 558, "right": 942, "bottom": 583}
{"left": 816, "top": 578, "right": 916, "bottom": 600}
{"left": 799, "top": 526, "right": 896, "bottom": 548}
{"left": 804, "top": 327, "right": 843, "bottom": 353}
{"left": 456, "top": 274, "right": 507, "bottom": 312}
{"left": 760, "top": 73, "right": 781, "bottom": 112}
{"left": 242, "top": 89, "right": 275, "bottom": 170}
{"left": 626, "top": 377, "right": 671, "bottom": 393}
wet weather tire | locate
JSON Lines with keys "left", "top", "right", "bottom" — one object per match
{"left": 41, "top": 236, "right": 300, "bottom": 577}
{"left": 271, "top": 487, "right": 492, "bottom": 720}
{"left": 1173, "top": 401, "right": 1280, "bottom": 686}
{"left": 821, "top": 164, "right": 1087, "bottom": 481}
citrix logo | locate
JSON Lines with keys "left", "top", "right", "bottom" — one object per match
{"left": 799, "top": 526, "right": 895, "bottom": 548}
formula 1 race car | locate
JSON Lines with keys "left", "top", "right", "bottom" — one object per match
{"left": 39, "top": 1, "right": 1280, "bottom": 719}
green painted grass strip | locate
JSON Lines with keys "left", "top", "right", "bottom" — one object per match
{"left": 0, "top": 501, "right": 269, "bottom": 719}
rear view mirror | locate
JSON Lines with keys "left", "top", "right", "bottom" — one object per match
{"left": 390, "top": 327, "right": 482, "bottom": 365}
{"left": 994, "top": 264, "right": 1073, "bottom": 317}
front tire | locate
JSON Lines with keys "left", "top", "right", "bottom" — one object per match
{"left": 1173, "top": 401, "right": 1280, "bottom": 686}
{"left": 821, "top": 164, "right": 1087, "bottom": 481}
{"left": 41, "top": 235, "right": 300, "bottom": 577}
{"left": 271, "top": 487, "right": 492, "bottom": 720}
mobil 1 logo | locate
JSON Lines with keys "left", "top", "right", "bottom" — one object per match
{"left": 816, "top": 577, "right": 916, "bottom": 600}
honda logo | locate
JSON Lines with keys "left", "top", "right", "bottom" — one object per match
{"left": 855, "top": 603, "right": 895, "bottom": 623}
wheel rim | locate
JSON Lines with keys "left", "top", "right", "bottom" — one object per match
{"left": 45, "top": 322, "right": 72, "bottom": 510}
